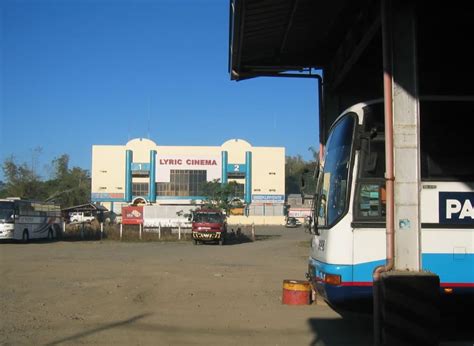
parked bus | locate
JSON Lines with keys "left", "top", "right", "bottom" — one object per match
{"left": 307, "top": 97, "right": 474, "bottom": 307}
{"left": 0, "top": 198, "right": 62, "bottom": 242}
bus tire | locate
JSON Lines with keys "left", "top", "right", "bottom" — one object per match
{"left": 22, "top": 230, "right": 29, "bottom": 243}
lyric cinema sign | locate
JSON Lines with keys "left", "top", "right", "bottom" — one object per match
{"left": 156, "top": 155, "right": 222, "bottom": 182}
{"left": 159, "top": 158, "right": 218, "bottom": 166}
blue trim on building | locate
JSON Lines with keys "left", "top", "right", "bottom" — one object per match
{"left": 91, "top": 198, "right": 126, "bottom": 202}
{"left": 221, "top": 151, "right": 228, "bottom": 184}
{"left": 227, "top": 163, "right": 246, "bottom": 173}
{"left": 245, "top": 151, "right": 252, "bottom": 204}
{"left": 125, "top": 150, "right": 133, "bottom": 202}
{"left": 131, "top": 163, "right": 150, "bottom": 171}
{"left": 149, "top": 150, "right": 157, "bottom": 202}
{"left": 155, "top": 196, "right": 205, "bottom": 200}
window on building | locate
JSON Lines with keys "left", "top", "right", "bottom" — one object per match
{"left": 132, "top": 183, "right": 149, "bottom": 196}
{"left": 156, "top": 170, "right": 207, "bottom": 197}
{"left": 232, "top": 182, "right": 244, "bottom": 199}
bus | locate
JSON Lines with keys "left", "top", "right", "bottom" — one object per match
{"left": 307, "top": 97, "right": 474, "bottom": 307}
{"left": 0, "top": 198, "right": 62, "bottom": 242}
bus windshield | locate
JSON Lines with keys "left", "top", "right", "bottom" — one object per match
{"left": 317, "top": 114, "right": 356, "bottom": 228}
{"left": 0, "top": 202, "right": 15, "bottom": 223}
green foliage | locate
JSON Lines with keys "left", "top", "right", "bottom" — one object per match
{"left": 0, "top": 154, "right": 90, "bottom": 208}
{"left": 0, "top": 156, "right": 46, "bottom": 199}
{"left": 200, "top": 179, "right": 243, "bottom": 213}
{"left": 285, "top": 151, "right": 319, "bottom": 195}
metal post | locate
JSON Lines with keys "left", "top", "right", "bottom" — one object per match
{"left": 139, "top": 224, "right": 142, "bottom": 240}
{"left": 81, "top": 223, "right": 84, "bottom": 240}
{"left": 120, "top": 223, "right": 123, "bottom": 241}
{"left": 251, "top": 223, "right": 255, "bottom": 241}
{"left": 100, "top": 222, "right": 104, "bottom": 241}
{"left": 178, "top": 223, "right": 181, "bottom": 240}
{"left": 158, "top": 224, "right": 161, "bottom": 239}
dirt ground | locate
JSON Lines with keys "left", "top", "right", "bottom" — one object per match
{"left": 0, "top": 226, "right": 376, "bottom": 345}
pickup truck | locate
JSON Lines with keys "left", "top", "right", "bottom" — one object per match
{"left": 69, "top": 212, "right": 95, "bottom": 223}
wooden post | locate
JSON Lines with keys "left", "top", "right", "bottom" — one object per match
{"left": 120, "top": 223, "right": 123, "bottom": 241}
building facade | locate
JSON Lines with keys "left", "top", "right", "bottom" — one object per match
{"left": 91, "top": 138, "right": 285, "bottom": 224}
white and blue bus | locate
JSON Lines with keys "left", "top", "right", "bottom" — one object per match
{"left": 308, "top": 97, "right": 474, "bottom": 306}
{"left": 0, "top": 198, "right": 62, "bottom": 242}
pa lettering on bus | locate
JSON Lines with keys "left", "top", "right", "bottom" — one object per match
{"left": 446, "top": 198, "right": 474, "bottom": 220}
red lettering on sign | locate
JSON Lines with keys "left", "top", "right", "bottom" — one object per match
{"left": 159, "top": 158, "right": 217, "bottom": 166}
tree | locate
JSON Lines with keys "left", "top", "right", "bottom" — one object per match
{"left": 200, "top": 179, "right": 243, "bottom": 213}
{"left": 0, "top": 153, "right": 91, "bottom": 208}
{"left": 285, "top": 155, "right": 306, "bottom": 194}
{"left": 0, "top": 156, "right": 47, "bottom": 199}
{"left": 285, "top": 150, "right": 319, "bottom": 196}
{"left": 46, "top": 155, "right": 91, "bottom": 207}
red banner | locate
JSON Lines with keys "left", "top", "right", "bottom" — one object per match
{"left": 122, "top": 206, "right": 144, "bottom": 225}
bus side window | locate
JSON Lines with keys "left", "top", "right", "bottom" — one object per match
{"left": 357, "top": 183, "right": 385, "bottom": 219}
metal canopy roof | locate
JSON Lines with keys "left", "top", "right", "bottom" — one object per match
{"left": 229, "top": 0, "right": 376, "bottom": 81}
{"left": 62, "top": 203, "right": 108, "bottom": 213}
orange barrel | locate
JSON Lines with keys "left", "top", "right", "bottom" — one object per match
{"left": 282, "top": 280, "right": 311, "bottom": 305}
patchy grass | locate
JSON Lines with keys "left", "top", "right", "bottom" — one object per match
{"left": 62, "top": 223, "right": 192, "bottom": 242}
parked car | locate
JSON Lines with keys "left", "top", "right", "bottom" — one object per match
{"left": 285, "top": 217, "right": 302, "bottom": 228}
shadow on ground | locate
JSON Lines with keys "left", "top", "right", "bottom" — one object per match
{"left": 307, "top": 299, "right": 474, "bottom": 346}
{"left": 307, "top": 310, "right": 373, "bottom": 346}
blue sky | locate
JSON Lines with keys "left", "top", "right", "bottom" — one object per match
{"left": 1, "top": 0, "right": 319, "bottom": 180}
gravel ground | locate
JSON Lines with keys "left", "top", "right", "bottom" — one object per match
{"left": 0, "top": 226, "right": 372, "bottom": 345}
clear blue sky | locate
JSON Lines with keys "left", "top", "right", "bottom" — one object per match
{"left": 1, "top": 0, "right": 319, "bottom": 180}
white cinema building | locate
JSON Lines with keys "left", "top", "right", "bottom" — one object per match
{"left": 91, "top": 138, "right": 285, "bottom": 224}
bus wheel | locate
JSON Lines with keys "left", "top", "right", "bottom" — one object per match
{"left": 22, "top": 230, "right": 29, "bottom": 243}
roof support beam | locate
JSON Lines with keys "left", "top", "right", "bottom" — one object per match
{"left": 278, "top": 0, "right": 299, "bottom": 57}
{"left": 327, "top": 2, "right": 380, "bottom": 90}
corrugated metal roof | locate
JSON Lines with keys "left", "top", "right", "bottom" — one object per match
{"left": 229, "top": 0, "right": 374, "bottom": 80}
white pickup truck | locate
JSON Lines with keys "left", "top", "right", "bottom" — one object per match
{"left": 69, "top": 212, "right": 95, "bottom": 223}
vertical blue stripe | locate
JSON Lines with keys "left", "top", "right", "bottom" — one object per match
{"left": 125, "top": 150, "right": 133, "bottom": 202}
{"left": 149, "top": 150, "right": 157, "bottom": 202}
{"left": 245, "top": 151, "right": 252, "bottom": 204}
{"left": 221, "top": 151, "right": 228, "bottom": 185}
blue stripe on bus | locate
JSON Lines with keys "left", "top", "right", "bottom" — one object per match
{"left": 309, "top": 255, "right": 474, "bottom": 304}
{"left": 422, "top": 253, "right": 474, "bottom": 284}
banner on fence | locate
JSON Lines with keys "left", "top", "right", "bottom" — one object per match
{"left": 122, "top": 206, "right": 144, "bottom": 225}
